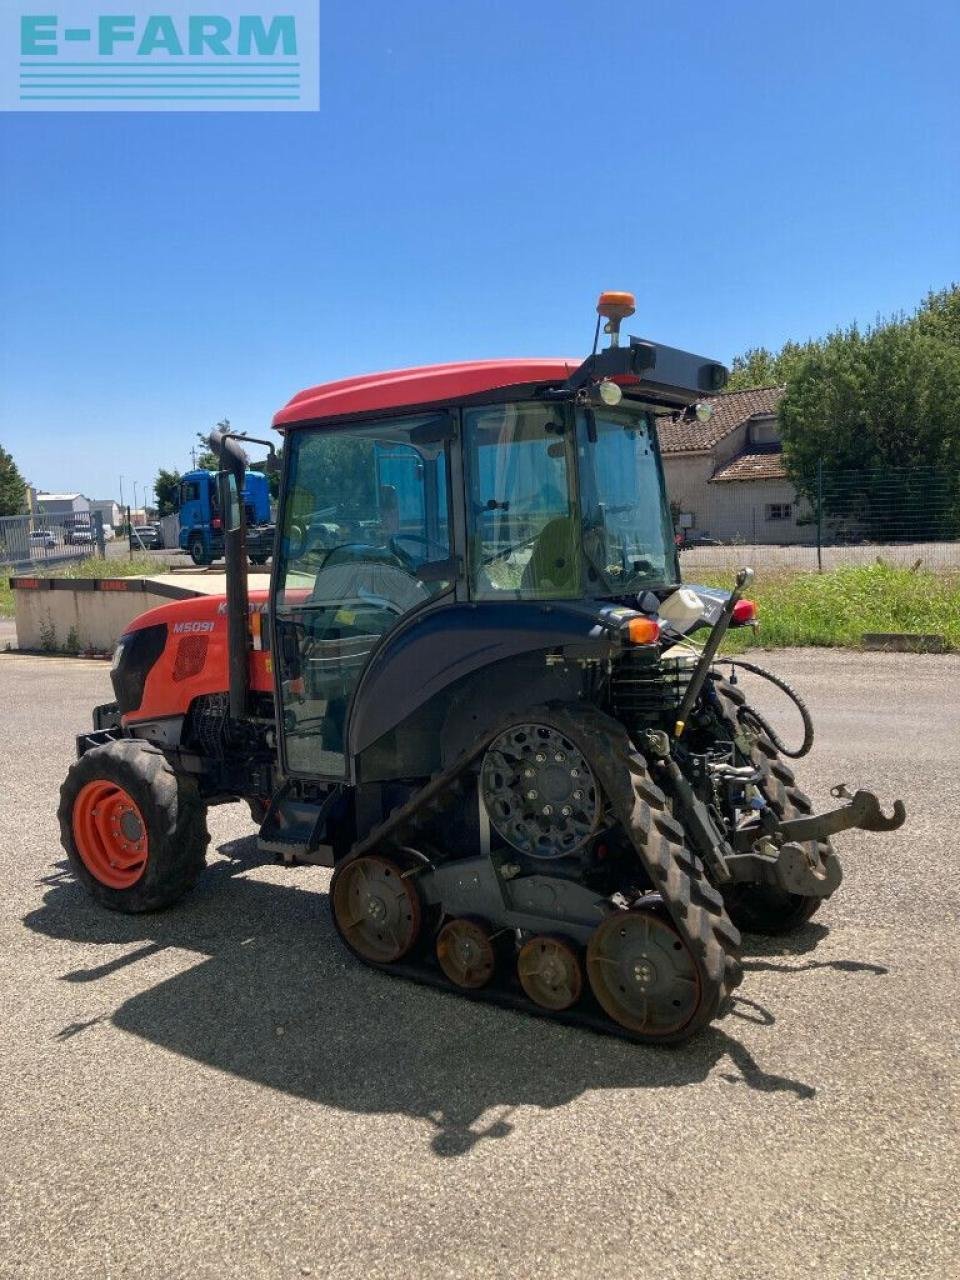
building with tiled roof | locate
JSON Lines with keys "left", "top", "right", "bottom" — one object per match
{"left": 659, "top": 386, "right": 814, "bottom": 546}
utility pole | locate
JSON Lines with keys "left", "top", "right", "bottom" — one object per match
{"left": 133, "top": 480, "right": 139, "bottom": 518}
{"left": 119, "top": 475, "right": 124, "bottom": 510}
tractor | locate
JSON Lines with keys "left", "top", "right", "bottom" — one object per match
{"left": 58, "top": 291, "right": 905, "bottom": 1043}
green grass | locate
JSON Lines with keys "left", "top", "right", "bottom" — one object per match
{"left": 0, "top": 555, "right": 164, "bottom": 617}
{"left": 705, "top": 563, "right": 960, "bottom": 652}
{"left": 52, "top": 554, "right": 160, "bottom": 580}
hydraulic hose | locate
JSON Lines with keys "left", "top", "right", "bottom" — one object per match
{"left": 712, "top": 658, "right": 815, "bottom": 759}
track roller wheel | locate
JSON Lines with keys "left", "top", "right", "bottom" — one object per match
{"left": 436, "top": 918, "right": 496, "bottom": 989}
{"left": 331, "top": 854, "right": 422, "bottom": 964}
{"left": 586, "top": 909, "right": 702, "bottom": 1040}
{"left": 517, "top": 936, "right": 582, "bottom": 1011}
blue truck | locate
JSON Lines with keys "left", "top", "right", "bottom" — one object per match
{"left": 177, "top": 468, "right": 275, "bottom": 566}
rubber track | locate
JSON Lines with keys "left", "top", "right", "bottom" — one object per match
{"left": 548, "top": 705, "right": 744, "bottom": 1033}
{"left": 338, "top": 703, "right": 743, "bottom": 1041}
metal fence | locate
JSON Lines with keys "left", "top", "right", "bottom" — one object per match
{"left": 0, "top": 511, "right": 106, "bottom": 572}
{"left": 674, "top": 463, "right": 960, "bottom": 574}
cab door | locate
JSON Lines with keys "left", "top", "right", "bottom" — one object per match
{"left": 272, "top": 414, "right": 456, "bottom": 779}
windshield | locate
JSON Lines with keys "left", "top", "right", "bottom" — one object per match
{"left": 576, "top": 406, "right": 678, "bottom": 592}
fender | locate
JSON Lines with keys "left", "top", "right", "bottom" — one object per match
{"left": 346, "top": 599, "right": 628, "bottom": 756}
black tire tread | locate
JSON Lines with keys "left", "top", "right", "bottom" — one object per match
{"left": 58, "top": 738, "right": 209, "bottom": 913}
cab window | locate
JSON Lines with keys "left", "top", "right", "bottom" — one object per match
{"left": 463, "top": 402, "right": 580, "bottom": 600}
{"left": 274, "top": 415, "right": 453, "bottom": 777}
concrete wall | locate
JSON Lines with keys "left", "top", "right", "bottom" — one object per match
{"left": 13, "top": 581, "right": 199, "bottom": 652}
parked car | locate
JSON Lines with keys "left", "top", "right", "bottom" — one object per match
{"left": 29, "top": 529, "right": 57, "bottom": 549}
{"left": 65, "top": 526, "right": 93, "bottom": 545}
{"left": 101, "top": 523, "right": 115, "bottom": 541}
{"left": 676, "top": 532, "right": 721, "bottom": 550}
{"left": 132, "top": 523, "right": 164, "bottom": 550}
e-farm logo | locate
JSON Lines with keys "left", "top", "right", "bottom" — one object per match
{"left": 2, "top": 2, "right": 318, "bottom": 111}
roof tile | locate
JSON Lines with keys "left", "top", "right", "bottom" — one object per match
{"left": 711, "top": 444, "right": 789, "bottom": 483}
{"left": 657, "top": 385, "right": 783, "bottom": 454}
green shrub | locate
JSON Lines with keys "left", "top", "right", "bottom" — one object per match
{"left": 707, "top": 563, "right": 960, "bottom": 652}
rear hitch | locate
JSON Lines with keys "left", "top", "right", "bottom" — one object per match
{"left": 727, "top": 785, "right": 906, "bottom": 900}
{"left": 776, "top": 785, "right": 906, "bottom": 843}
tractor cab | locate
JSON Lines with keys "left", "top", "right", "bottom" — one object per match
{"left": 268, "top": 297, "right": 726, "bottom": 780}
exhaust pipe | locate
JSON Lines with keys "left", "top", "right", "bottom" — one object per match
{"left": 208, "top": 428, "right": 251, "bottom": 721}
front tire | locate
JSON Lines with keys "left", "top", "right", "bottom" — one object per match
{"left": 58, "top": 739, "right": 209, "bottom": 913}
{"left": 189, "top": 535, "right": 210, "bottom": 567}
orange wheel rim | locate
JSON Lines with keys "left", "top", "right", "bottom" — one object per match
{"left": 72, "top": 780, "right": 149, "bottom": 890}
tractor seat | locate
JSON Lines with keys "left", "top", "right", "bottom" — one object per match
{"left": 521, "top": 516, "right": 580, "bottom": 595}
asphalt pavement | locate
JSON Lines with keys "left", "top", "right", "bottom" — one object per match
{"left": 0, "top": 649, "right": 957, "bottom": 1279}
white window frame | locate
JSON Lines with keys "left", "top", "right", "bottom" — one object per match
{"left": 764, "top": 502, "right": 792, "bottom": 521}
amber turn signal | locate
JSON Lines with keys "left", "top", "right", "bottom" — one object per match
{"left": 626, "top": 616, "right": 661, "bottom": 646}
{"left": 597, "top": 290, "right": 636, "bottom": 320}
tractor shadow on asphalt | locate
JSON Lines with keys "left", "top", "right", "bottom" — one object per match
{"left": 24, "top": 837, "right": 886, "bottom": 1158}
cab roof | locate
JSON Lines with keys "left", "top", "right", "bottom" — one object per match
{"left": 272, "top": 359, "right": 581, "bottom": 429}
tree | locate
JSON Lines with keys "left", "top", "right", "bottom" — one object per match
{"left": 0, "top": 444, "right": 27, "bottom": 516}
{"left": 725, "top": 339, "right": 819, "bottom": 391}
{"left": 779, "top": 319, "right": 960, "bottom": 540}
{"left": 249, "top": 446, "right": 283, "bottom": 500}
{"left": 194, "top": 433, "right": 218, "bottom": 471}
{"left": 195, "top": 419, "right": 244, "bottom": 471}
{"left": 722, "top": 285, "right": 960, "bottom": 541}
{"left": 154, "top": 468, "right": 182, "bottom": 517}
{"left": 913, "top": 283, "right": 960, "bottom": 349}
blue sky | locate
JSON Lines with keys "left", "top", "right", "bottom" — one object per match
{"left": 1, "top": 0, "right": 958, "bottom": 502}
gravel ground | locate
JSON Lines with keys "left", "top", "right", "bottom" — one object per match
{"left": 0, "top": 649, "right": 957, "bottom": 1280}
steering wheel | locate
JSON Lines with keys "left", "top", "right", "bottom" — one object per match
{"left": 388, "top": 532, "right": 447, "bottom": 571}
{"left": 287, "top": 521, "right": 338, "bottom": 561}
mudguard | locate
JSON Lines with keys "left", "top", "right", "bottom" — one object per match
{"left": 346, "top": 599, "right": 628, "bottom": 757}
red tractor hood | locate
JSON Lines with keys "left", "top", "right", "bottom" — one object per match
{"left": 124, "top": 590, "right": 269, "bottom": 635}
{"left": 120, "top": 590, "right": 273, "bottom": 726}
